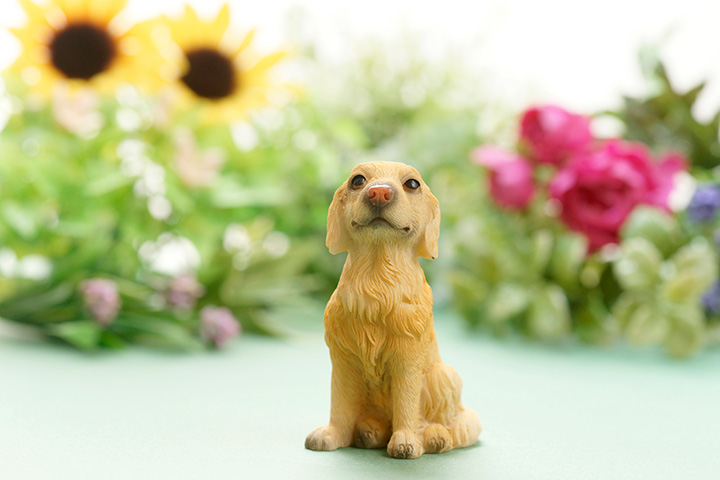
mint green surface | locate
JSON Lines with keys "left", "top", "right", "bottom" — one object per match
{"left": 1, "top": 313, "right": 719, "bottom": 480}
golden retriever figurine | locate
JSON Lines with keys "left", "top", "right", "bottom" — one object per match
{"left": 305, "top": 161, "right": 481, "bottom": 459}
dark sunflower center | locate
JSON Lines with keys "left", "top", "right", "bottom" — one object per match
{"left": 50, "top": 23, "right": 116, "bottom": 80}
{"left": 181, "top": 48, "right": 236, "bottom": 100}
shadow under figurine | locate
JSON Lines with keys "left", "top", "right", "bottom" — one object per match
{"left": 306, "top": 161, "right": 482, "bottom": 459}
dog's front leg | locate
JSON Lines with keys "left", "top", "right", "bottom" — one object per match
{"left": 305, "top": 351, "right": 364, "bottom": 451}
{"left": 387, "top": 364, "right": 424, "bottom": 459}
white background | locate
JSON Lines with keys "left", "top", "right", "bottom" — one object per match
{"left": 1, "top": 0, "right": 719, "bottom": 118}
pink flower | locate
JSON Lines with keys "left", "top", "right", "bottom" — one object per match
{"left": 52, "top": 85, "right": 103, "bottom": 136}
{"left": 200, "top": 306, "right": 240, "bottom": 348}
{"left": 549, "top": 140, "right": 686, "bottom": 251}
{"left": 471, "top": 146, "right": 535, "bottom": 209}
{"left": 80, "top": 279, "right": 120, "bottom": 327}
{"left": 520, "top": 105, "right": 593, "bottom": 165}
{"left": 166, "top": 273, "right": 205, "bottom": 310}
{"left": 174, "top": 129, "right": 226, "bottom": 188}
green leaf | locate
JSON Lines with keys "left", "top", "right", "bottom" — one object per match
{"left": 448, "top": 271, "right": 489, "bottom": 328}
{"left": 670, "top": 239, "right": 717, "bottom": 276}
{"left": 663, "top": 239, "right": 718, "bottom": 303}
{"left": 575, "top": 295, "right": 619, "bottom": 345}
{"left": 86, "top": 173, "right": 134, "bottom": 196}
{"left": 623, "top": 303, "right": 669, "bottom": 346}
{"left": 614, "top": 53, "right": 720, "bottom": 169}
{"left": 327, "top": 117, "right": 370, "bottom": 148}
{"left": 211, "top": 183, "right": 291, "bottom": 208}
{"left": 579, "top": 259, "right": 607, "bottom": 289}
{"left": 484, "top": 282, "right": 530, "bottom": 326}
{"left": 0, "top": 282, "right": 76, "bottom": 321}
{"left": 612, "top": 292, "right": 648, "bottom": 328}
{"left": 99, "top": 331, "right": 129, "bottom": 350}
{"left": 664, "top": 305, "right": 706, "bottom": 358}
{"left": 47, "top": 320, "right": 101, "bottom": 350}
{"left": 1, "top": 202, "right": 38, "bottom": 239}
{"left": 529, "top": 229, "right": 553, "bottom": 275}
{"left": 113, "top": 314, "right": 205, "bottom": 351}
{"left": 682, "top": 82, "right": 706, "bottom": 107}
{"left": 527, "top": 284, "right": 570, "bottom": 340}
{"left": 613, "top": 237, "right": 662, "bottom": 291}
{"left": 549, "top": 232, "right": 587, "bottom": 288}
{"left": 621, "top": 206, "right": 680, "bottom": 257}
{"left": 663, "top": 271, "right": 712, "bottom": 304}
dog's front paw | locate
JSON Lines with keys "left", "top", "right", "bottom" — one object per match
{"left": 305, "top": 426, "right": 344, "bottom": 451}
{"left": 387, "top": 429, "right": 423, "bottom": 459}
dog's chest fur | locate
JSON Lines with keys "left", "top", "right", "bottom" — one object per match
{"left": 325, "top": 247, "right": 432, "bottom": 385}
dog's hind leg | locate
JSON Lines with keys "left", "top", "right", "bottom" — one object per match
{"left": 421, "top": 363, "right": 481, "bottom": 451}
{"left": 422, "top": 423, "right": 453, "bottom": 453}
{"left": 354, "top": 416, "right": 391, "bottom": 449}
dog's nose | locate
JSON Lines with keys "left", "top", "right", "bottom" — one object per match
{"left": 367, "top": 184, "right": 394, "bottom": 206}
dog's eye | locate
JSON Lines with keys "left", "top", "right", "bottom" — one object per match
{"left": 404, "top": 179, "right": 420, "bottom": 191}
{"left": 350, "top": 175, "right": 366, "bottom": 189}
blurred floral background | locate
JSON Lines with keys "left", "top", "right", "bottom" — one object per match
{"left": 1, "top": 0, "right": 719, "bottom": 357}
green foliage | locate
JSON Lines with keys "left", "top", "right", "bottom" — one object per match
{"left": 621, "top": 206, "right": 683, "bottom": 257}
{"left": 612, "top": 222, "right": 717, "bottom": 357}
{"left": 610, "top": 47, "right": 720, "bottom": 169}
{"left": 0, "top": 42, "right": 490, "bottom": 351}
{"left": 449, "top": 205, "right": 582, "bottom": 341}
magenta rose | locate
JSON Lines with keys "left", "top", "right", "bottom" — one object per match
{"left": 471, "top": 146, "right": 535, "bottom": 210}
{"left": 549, "top": 140, "right": 685, "bottom": 251}
{"left": 520, "top": 105, "right": 593, "bottom": 166}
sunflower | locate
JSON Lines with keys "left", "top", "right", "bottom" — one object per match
{"left": 160, "top": 5, "right": 287, "bottom": 122}
{"left": 9, "top": 0, "right": 162, "bottom": 94}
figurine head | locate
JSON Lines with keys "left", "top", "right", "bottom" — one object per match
{"left": 326, "top": 161, "right": 440, "bottom": 259}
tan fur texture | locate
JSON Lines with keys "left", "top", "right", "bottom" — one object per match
{"left": 305, "top": 161, "right": 481, "bottom": 459}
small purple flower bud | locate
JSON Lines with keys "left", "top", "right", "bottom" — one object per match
{"left": 166, "top": 273, "right": 205, "bottom": 309}
{"left": 200, "top": 306, "right": 240, "bottom": 348}
{"left": 702, "top": 281, "right": 720, "bottom": 316}
{"left": 80, "top": 278, "right": 120, "bottom": 326}
{"left": 687, "top": 185, "right": 720, "bottom": 222}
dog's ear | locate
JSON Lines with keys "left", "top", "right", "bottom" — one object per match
{"left": 326, "top": 183, "right": 351, "bottom": 254}
{"left": 416, "top": 190, "right": 440, "bottom": 260}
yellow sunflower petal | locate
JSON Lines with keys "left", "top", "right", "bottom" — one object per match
{"left": 199, "top": 94, "right": 256, "bottom": 123}
{"left": 183, "top": 4, "right": 200, "bottom": 24}
{"left": 167, "top": 7, "right": 200, "bottom": 49}
{"left": 55, "top": 0, "right": 89, "bottom": 22}
{"left": 213, "top": 4, "right": 230, "bottom": 34}
{"left": 54, "top": 0, "right": 126, "bottom": 25}
{"left": 9, "top": 26, "right": 38, "bottom": 45}
{"left": 231, "top": 29, "right": 256, "bottom": 58}
{"left": 168, "top": 5, "right": 228, "bottom": 51}
{"left": 87, "top": 0, "right": 128, "bottom": 25}
{"left": 115, "top": 18, "right": 171, "bottom": 92}
{"left": 17, "top": 0, "right": 47, "bottom": 25}
{"left": 241, "top": 52, "right": 287, "bottom": 81}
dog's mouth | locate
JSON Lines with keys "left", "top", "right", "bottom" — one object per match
{"left": 352, "top": 218, "right": 411, "bottom": 233}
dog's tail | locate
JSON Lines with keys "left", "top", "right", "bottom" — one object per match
{"left": 451, "top": 408, "right": 482, "bottom": 448}
{"left": 421, "top": 363, "right": 481, "bottom": 449}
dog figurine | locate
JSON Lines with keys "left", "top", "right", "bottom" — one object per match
{"left": 305, "top": 161, "right": 481, "bottom": 459}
